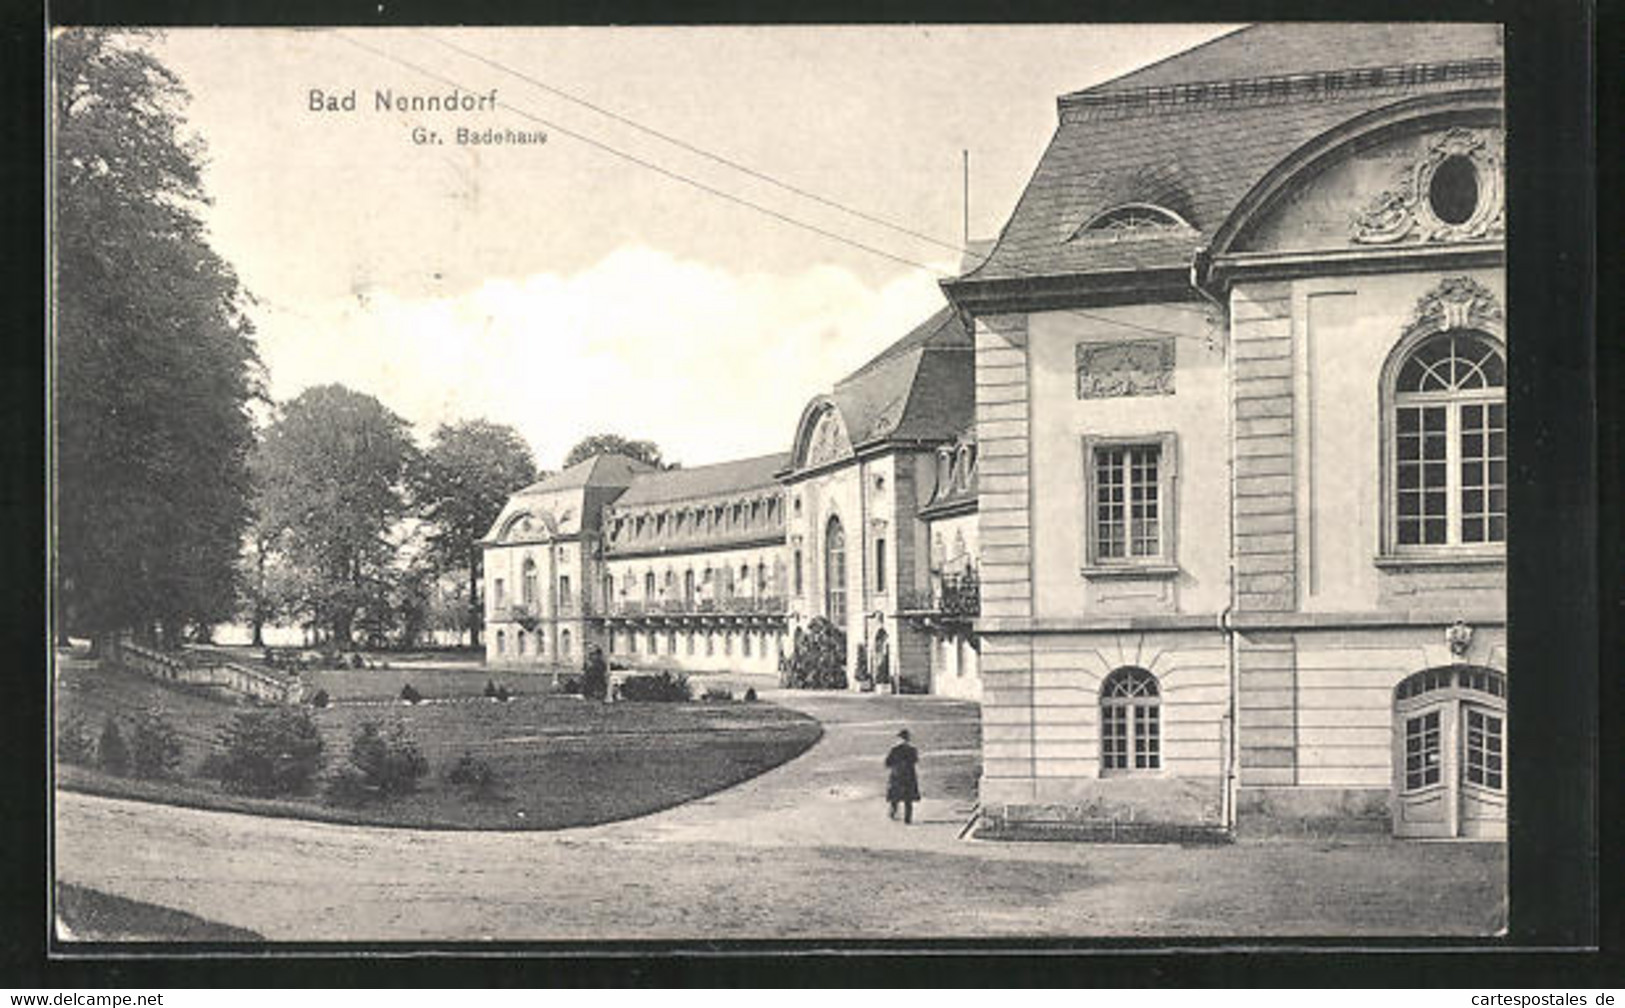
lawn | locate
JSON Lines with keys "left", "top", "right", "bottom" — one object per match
{"left": 55, "top": 655, "right": 823, "bottom": 830}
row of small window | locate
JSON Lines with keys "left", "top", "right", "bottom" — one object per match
{"left": 492, "top": 569, "right": 569, "bottom": 611}
{"left": 1082, "top": 330, "right": 1506, "bottom": 570}
{"left": 610, "top": 497, "right": 781, "bottom": 543}
{"left": 613, "top": 561, "right": 777, "bottom": 601}
{"left": 608, "top": 628, "right": 785, "bottom": 659}
{"left": 493, "top": 627, "right": 572, "bottom": 658}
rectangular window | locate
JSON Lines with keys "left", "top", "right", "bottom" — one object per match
{"left": 1101, "top": 705, "right": 1128, "bottom": 770}
{"left": 743, "top": 634, "right": 752, "bottom": 657}
{"left": 1465, "top": 707, "right": 1504, "bottom": 790}
{"left": 558, "top": 576, "right": 571, "bottom": 613}
{"left": 1404, "top": 710, "right": 1442, "bottom": 790}
{"left": 1089, "top": 440, "right": 1168, "bottom": 564}
{"left": 875, "top": 539, "right": 887, "bottom": 592}
{"left": 493, "top": 578, "right": 506, "bottom": 610}
{"left": 1459, "top": 402, "right": 1507, "bottom": 544}
{"left": 1134, "top": 705, "right": 1160, "bottom": 769}
{"left": 1396, "top": 405, "right": 1449, "bottom": 545}
{"left": 794, "top": 550, "right": 803, "bottom": 594}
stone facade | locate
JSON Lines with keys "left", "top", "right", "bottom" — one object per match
{"left": 943, "top": 23, "right": 1505, "bottom": 839}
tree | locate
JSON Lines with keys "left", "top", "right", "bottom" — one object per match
{"left": 413, "top": 420, "right": 535, "bottom": 645}
{"left": 54, "top": 30, "right": 261, "bottom": 652}
{"left": 251, "top": 385, "right": 417, "bottom": 646}
{"left": 563, "top": 434, "right": 673, "bottom": 470}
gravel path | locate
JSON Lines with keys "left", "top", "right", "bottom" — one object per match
{"left": 54, "top": 692, "right": 1505, "bottom": 941}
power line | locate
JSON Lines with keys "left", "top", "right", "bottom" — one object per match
{"left": 333, "top": 32, "right": 1217, "bottom": 346}
{"left": 428, "top": 32, "right": 968, "bottom": 258}
{"left": 337, "top": 32, "right": 951, "bottom": 277}
{"left": 427, "top": 31, "right": 1209, "bottom": 320}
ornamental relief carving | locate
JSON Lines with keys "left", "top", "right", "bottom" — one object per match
{"left": 1403, "top": 276, "right": 1504, "bottom": 342}
{"left": 1352, "top": 128, "right": 1504, "bottom": 245}
{"left": 805, "top": 409, "right": 853, "bottom": 467}
{"left": 1076, "top": 338, "right": 1176, "bottom": 399}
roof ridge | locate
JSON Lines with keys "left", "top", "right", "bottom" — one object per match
{"left": 1060, "top": 57, "right": 1501, "bottom": 122}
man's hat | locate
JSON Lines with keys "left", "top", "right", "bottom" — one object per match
{"left": 897, "top": 729, "right": 910, "bottom": 740}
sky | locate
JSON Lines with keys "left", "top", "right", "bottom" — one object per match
{"left": 150, "top": 25, "right": 1236, "bottom": 470}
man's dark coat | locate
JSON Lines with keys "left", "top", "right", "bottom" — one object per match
{"left": 885, "top": 741, "right": 920, "bottom": 802}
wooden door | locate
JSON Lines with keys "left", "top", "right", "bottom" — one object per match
{"left": 1394, "top": 702, "right": 1456, "bottom": 839}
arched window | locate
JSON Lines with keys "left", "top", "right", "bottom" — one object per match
{"left": 517, "top": 630, "right": 527, "bottom": 655}
{"left": 521, "top": 558, "right": 537, "bottom": 607}
{"left": 684, "top": 569, "right": 696, "bottom": 603}
{"left": 603, "top": 575, "right": 614, "bottom": 609}
{"left": 1100, "top": 667, "right": 1161, "bottom": 774}
{"left": 825, "top": 516, "right": 848, "bottom": 627}
{"left": 1075, "top": 203, "right": 1187, "bottom": 239}
{"left": 560, "top": 629, "right": 572, "bottom": 658}
{"left": 1389, "top": 329, "right": 1506, "bottom": 549}
{"left": 495, "top": 630, "right": 506, "bottom": 655}
{"left": 644, "top": 571, "right": 656, "bottom": 600}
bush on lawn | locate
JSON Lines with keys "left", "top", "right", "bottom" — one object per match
{"left": 557, "top": 676, "right": 583, "bottom": 696}
{"left": 580, "top": 645, "right": 608, "bottom": 701}
{"left": 744, "top": 687, "right": 758, "bottom": 702}
{"left": 129, "top": 708, "right": 183, "bottom": 779}
{"left": 702, "top": 685, "right": 734, "bottom": 702}
{"left": 782, "top": 616, "right": 847, "bottom": 690}
{"left": 210, "top": 708, "right": 326, "bottom": 796}
{"left": 57, "top": 713, "right": 97, "bottom": 765}
{"left": 853, "top": 643, "right": 871, "bottom": 689}
{"left": 347, "top": 720, "right": 428, "bottom": 796}
{"left": 445, "top": 751, "right": 503, "bottom": 800}
{"left": 97, "top": 717, "right": 129, "bottom": 775}
{"left": 399, "top": 683, "right": 422, "bottom": 704}
{"left": 620, "top": 671, "right": 691, "bottom": 702}
{"left": 484, "top": 680, "right": 513, "bottom": 702}
{"left": 309, "top": 689, "right": 330, "bottom": 709}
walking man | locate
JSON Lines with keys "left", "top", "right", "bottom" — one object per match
{"left": 885, "top": 729, "right": 920, "bottom": 824}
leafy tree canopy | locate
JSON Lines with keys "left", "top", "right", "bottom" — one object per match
{"left": 54, "top": 29, "right": 261, "bottom": 647}
{"left": 413, "top": 420, "right": 536, "bottom": 647}
{"left": 251, "top": 384, "right": 417, "bottom": 645}
{"left": 563, "top": 433, "right": 674, "bottom": 470}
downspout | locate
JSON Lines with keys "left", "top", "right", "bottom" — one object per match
{"left": 1193, "top": 246, "right": 1240, "bottom": 834}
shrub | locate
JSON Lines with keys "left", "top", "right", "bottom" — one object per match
{"left": 351, "top": 653, "right": 365, "bottom": 669}
{"left": 620, "top": 671, "right": 691, "bottom": 702}
{"left": 557, "top": 676, "right": 583, "bottom": 696}
{"left": 347, "top": 720, "right": 428, "bottom": 795}
{"left": 323, "top": 765, "right": 371, "bottom": 806}
{"left": 580, "top": 645, "right": 608, "bottom": 701}
{"left": 445, "top": 751, "right": 502, "bottom": 800}
{"left": 400, "top": 683, "right": 422, "bottom": 705}
{"left": 212, "top": 708, "right": 325, "bottom": 796}
{"left": 309, "top": 689, "right": 330, "bottom": 709}
{"left": 783, "top": 617, "right": 847, "bottom": 690}
{"left": 97, "top": 717, "right": 129, "bottom": 775}
{"left": 744, "top": 687, "right": 758, "bottom": 702}
{"left": 854, "top": 643, "right": 871, "bottom": 687}
{"left": 57, "top": 713, "right": 97, "bottom": 765}
{"left": 484, "top": 679, "right": 498, "bottom": 698}
{"left": 702, "top": 686, "right": 734, "bottom": 702}
{"left": 129, "top": 708, "right": 183, "bottom": 779}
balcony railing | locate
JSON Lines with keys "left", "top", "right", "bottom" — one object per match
{"left": 609, "top": 595, "right": 788, "bottom": 617}
{"left": 899, "top": 572, "right": 980, "bottom": 618}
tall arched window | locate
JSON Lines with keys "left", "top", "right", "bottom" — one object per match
{"left": 521, "top": 558, "right": 537, "bottom": 607}
{"left": 1100, "top": 666, "right": 1161, "bottom": 774}
{"left": 1390, "top": 329, "right": 1506, "bottom": 549}
{"left": 684, "top": 569, "right": 696, "bottom": 603}
{"left": 825, "top": 516, "right": 847, "bottom": 626}
{"left": 560, "top": 629, "right": 572, "bottom": 658}
{"left": 644, "top": 571, "right": 656, "bottom": 600}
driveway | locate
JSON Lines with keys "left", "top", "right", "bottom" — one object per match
{"left": 54, "top": 692, "right": 1505, "bottom": 941}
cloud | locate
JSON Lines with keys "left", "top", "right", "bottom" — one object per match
{"left": 253, "top": 244, "right": 952, "bottom": 468}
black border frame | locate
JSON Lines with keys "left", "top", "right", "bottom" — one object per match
{"left": 6, "top": 0, "right": 1610, "bottom": 987}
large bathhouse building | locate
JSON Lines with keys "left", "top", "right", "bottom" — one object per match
{"left": 482, "top": 308, "right": 984, "bottom": 701}
{"left": 486, "top": 23, "right": 1505, "bottom": 839}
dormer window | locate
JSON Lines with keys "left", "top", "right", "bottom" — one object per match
{"left": 1074, "top": 203, "right": 1188, "bottom": 240}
